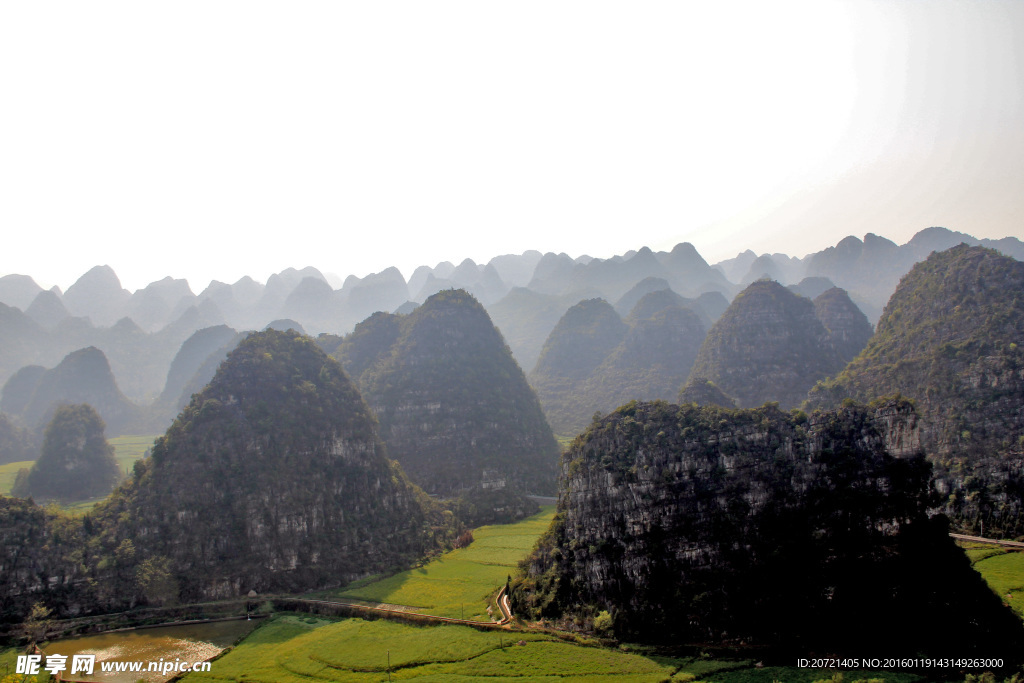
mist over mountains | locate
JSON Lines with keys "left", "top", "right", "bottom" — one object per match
{"left": 0, "top": 226, "right": 1020, "bottom": 444}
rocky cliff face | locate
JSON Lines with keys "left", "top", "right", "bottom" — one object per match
{"left": 809, "top": 245, "right": 1024, "bottom": 536}
{"left": 687, "top": 280, "right": 843, "bottom": 409}
{"left": 511, "top": 399, "right": 1024, "bottom": 656}
{"left": 341, "top": 289, "right": 560, "bottom": 498}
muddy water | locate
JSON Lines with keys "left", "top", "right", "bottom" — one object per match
{"left": 44, "top": 618, "right": 259, "bottom": 683}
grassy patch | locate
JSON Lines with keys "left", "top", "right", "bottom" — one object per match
{"left": 0, "top": 460, "right": 32, "bottom": 495}
{"left": 109, "top": 434, "right": 157, "bottom": 475}
{"left": 327, "top": 506, "right": 555, "bottom": 621}
{"left": 972, "top": 551, "right": 1024, "bottom": 619}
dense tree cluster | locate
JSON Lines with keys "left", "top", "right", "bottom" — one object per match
{"left": 12, "top": 404, "right": 121, "bottom": 502}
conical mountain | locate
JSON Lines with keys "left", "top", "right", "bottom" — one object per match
{"left": 25, "top": 290, "right": 70, "bottom": 329}
{"left": 16, "top": 347, "right": 141, "bottom": 436}
{"left": 659, "top": 242, "right": 732, "bottom": 294}
{"left": 614, "top": 277, "right": 674, "bottom": 317}
{"left": 349, "top": 289, "right": 559, "bottom": 497}
{"left": 279, "top": 276, "right": 337, "bottom": 334}
{"left": 157, "top": 325, "right": 241, "bottom": 413}
{"left": 511, "top": 399, "right": 1024, "bottom": 656}
{"left": 97, "top": 329, "right": 445, "bottom": 600}
{"left": 584, "top": 305, "right": 706, "bottom": 415}
{"left": 63, "top": 265, "right": 131, "bottom": 326}
{"left": 0, "top": 303, "right": 48, "bottom": 386}
{"left": 809, "top": 245, "right": 1024, "bottom": 536}
{"left": 529, "top": 298, "right": 628, "bottom": 436}
{"left": 531, "top": 299, "right": 627, "bottom": 380}
{"left": 789, "top": 276, "right": 837, "bottom": 301}
{"left": 340, "top": 266, "right": 410, "bottom": 328}
{"left": 687, "top": 280, "right": 842, "bottom": 409}
{"left": 812, "top": 287, "right": 873, "bottom": 364}
{"left": 0, "top": 274, "right": 45, "bottom": 311}
{"left": 334, "top": 311, "right": 403, "bottom": 382}
{"left": 740, "top": 254, "right": 785, "bottom": 284}
{"left": 1, "top": 365, "right": 47, "bottom": 417}
{"left": 17, "top": 403, "right": 121, "bottom": 503}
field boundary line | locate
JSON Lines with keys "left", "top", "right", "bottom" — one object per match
{"left": 950, "top": 533, "right": 1024, "bottom": 549}
{"left": 275, "top": 588, "right": 513, "bottom": 630}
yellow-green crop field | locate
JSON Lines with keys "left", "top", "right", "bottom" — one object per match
{"left": 326, "top": 506, "right": 555, "bottom": 621}
{"left": 0, "top": 460, "right": 31, "bottom": 495}
{"left": 182, "top": 614, "right": 728, "bottom": 683}
{"left": 182, "top": 614, "right": 935, "bottom": 683}
{"left": 110, "top": 434, "right": 157, "bottom": 475}
{"left": 965, "top": 545, "right": 1024, "bottom": 620}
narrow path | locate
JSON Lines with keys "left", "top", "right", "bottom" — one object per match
{"left": 950, "top": 533, "right": 1024, "bottom": 549}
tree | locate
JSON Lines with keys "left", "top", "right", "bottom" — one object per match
{"left": 23, "top": 602, "right": 53, "bottom": 643}
{"left": 136, "top": 555, "right": 179, "bottom": 606}
{"left": 23, "top": 404, "right": 121, "bottom": 502}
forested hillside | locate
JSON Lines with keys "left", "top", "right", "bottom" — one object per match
{"left": 337, "top": 290, "right": 560, "bottom": 509}
{"left": 810, "top": 245, "right": 1024, "bottom": 536}
{"left": 512, "top": 399, "right": 1024, "bottom": 657}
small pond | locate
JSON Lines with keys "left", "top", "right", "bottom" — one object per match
{"left": 44, "top": 618, "right": 260, "bottom": 683}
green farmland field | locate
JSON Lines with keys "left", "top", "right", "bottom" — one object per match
{"left": 966, "top": 546, "right": 1024, "bottom": 620}
{"left": 183, "top": 614, "right": 706, "bottom": 683}
{"left": 326, "top": 505, "right": 556, "bottom": 621}
{"left": 109, "top": 434, "right": 157, "bottom": 475}
{"left": 0, "top": 460, "right": 32, "bottom": 495}
{"left": 182, "top": 614, "right": 935, "bottom": 683}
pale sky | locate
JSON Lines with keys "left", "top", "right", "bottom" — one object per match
{"left": 1, "top": 1, "right": 1021, "bottom": 293}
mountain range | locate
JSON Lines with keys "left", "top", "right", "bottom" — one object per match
{"left": 0, "top": 226, "right": 1016, "bottom": 437}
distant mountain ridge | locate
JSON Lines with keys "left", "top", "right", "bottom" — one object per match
{"left": 530, "top": 293, "right": 712, "bottom": 437}
{"left": 0, "top": 227, "right": 1019, "bottom": 443}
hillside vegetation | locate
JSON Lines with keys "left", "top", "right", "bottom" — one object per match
{"left": 687, "top": 280, "right": 844, "bottom": 409}
{"left": 530, "top": 295, "right": 708, "bottom": 437}
{"left": 512, "top": 399, "right": 1024, "bottom": 658}
{"left": 0, "top": 330, "right": 452, "bottom": 622}
{"left": 810, "top": 245, "right": 1024, "bottom": 537}
{"left": 338, "top": 289, "right": 560, "bottom": 504}
{"left": 11, "top": 404, "right": 120, "bottom": 503}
